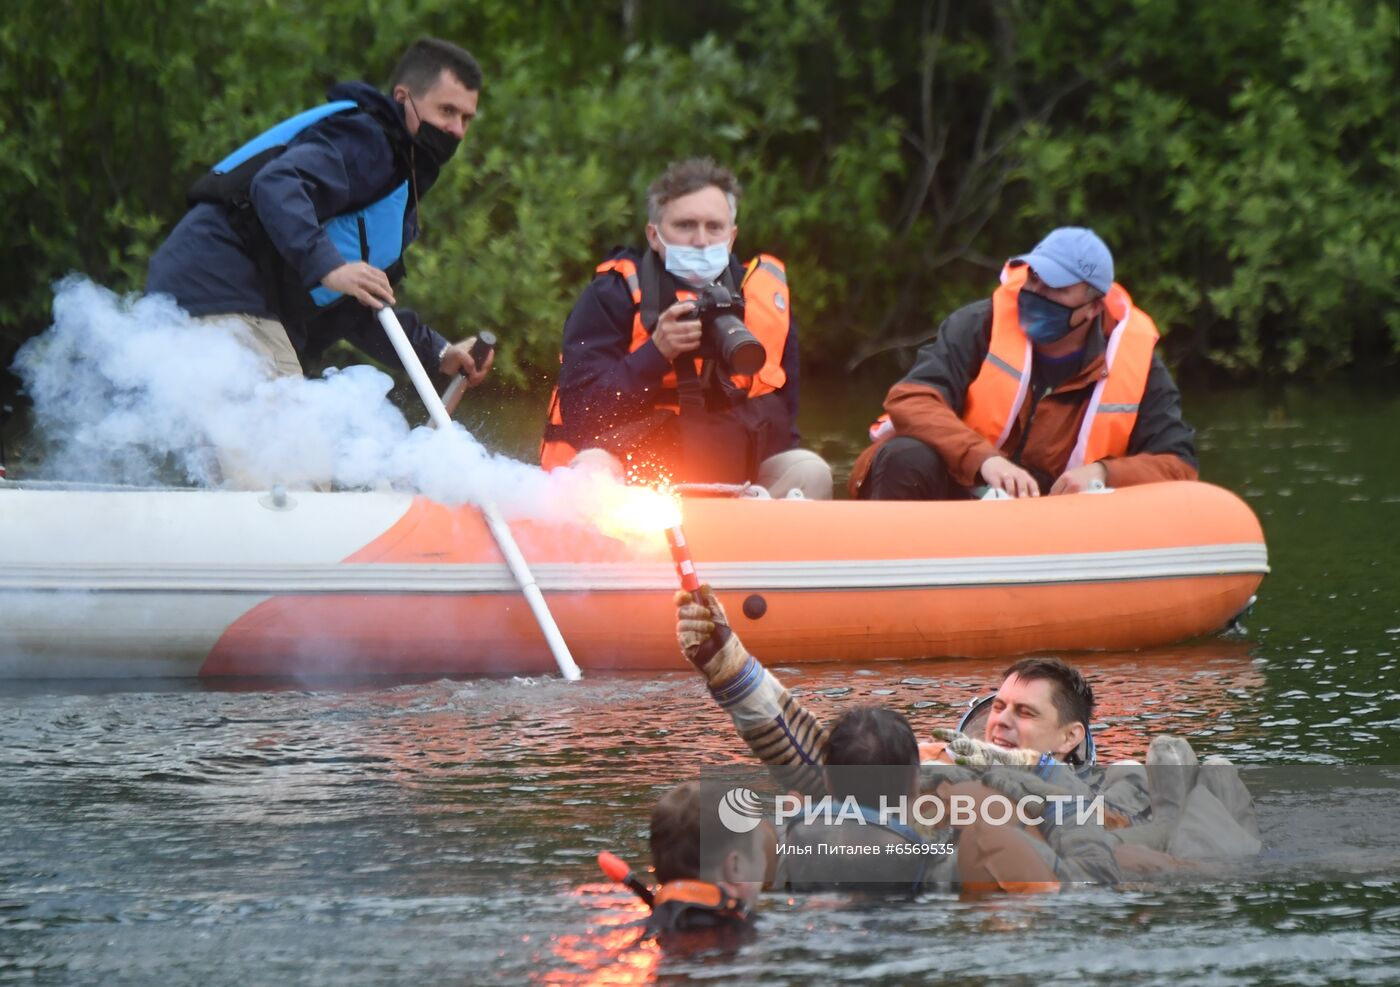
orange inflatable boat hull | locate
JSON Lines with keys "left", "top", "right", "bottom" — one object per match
{"left": 193, "top": 481, "right": 1266, "bottom": 677}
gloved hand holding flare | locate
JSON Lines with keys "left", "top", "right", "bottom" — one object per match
{"left": 675, "top": 582, "right": 753, "bottom": 687}
{"left": 664, "top": 512, "right": 754, "bottom": 686}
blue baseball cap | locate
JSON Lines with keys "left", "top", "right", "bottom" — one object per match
{"left": 1012, "top": 227, "right": 1114, "bottom": 294}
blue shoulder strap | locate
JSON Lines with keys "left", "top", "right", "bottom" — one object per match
{"left": 213, "top": 100, "right": 358, "bottom": 174}
{"left": 855, "top": 803, "right": 933, "bottom": 892}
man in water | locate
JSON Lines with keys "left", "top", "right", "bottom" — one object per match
{"left": 676, "top": 586, "right": 1261, "bottom": 890}
{"left": 644, "top": 780, "right": 766, "bottom": 937}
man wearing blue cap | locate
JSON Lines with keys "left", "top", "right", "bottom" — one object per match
{"left": 850, "top": 227, "right": 1197, "bottom": 499}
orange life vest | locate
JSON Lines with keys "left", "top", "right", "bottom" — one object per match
{"left": 643, "top": 879, "right": 751, "bottom": 936}
{"left": 540, "top": 253, "right": 791, "bottom": 470}
{"left": 962, "top": 263, "right": 1159, "bottom": 469}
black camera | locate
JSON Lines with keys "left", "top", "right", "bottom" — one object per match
{"left": 690, "top": 283, "right": 766, "bottom": 377}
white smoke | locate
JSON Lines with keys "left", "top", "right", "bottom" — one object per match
{"left": 11, "top": 278, "right": 627, "bottom": 523}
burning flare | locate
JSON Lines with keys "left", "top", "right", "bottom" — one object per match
{"left": 586, "top": 482, "right": 682, "bottom": 544}
{"left": 664, "top": 524, "right": 700, "bottom": 592}
{"left": 576, "top": 479, "right": 701, "bottom": 591}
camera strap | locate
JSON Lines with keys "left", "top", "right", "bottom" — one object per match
{"left": 638, "top": 249, "right": 669, "bottom": 335}
{"left": 672, "top": 349, "right": 706, "bottom": 414}
{"left": 640, "top": 248, "right": 749, "bottom": 415}
{"left": 638, "top": 250, "right": 704, "bottom": 411}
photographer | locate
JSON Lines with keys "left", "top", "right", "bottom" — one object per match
{"left": 540, "top": 158, "right": 832, "bottom": 498}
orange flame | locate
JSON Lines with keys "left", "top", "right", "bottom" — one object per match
{"left": 588, "top": 483, "right": 682, "bottom": 544}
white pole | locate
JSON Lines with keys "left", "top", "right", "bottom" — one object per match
{"left": 480, "top": 501, "right": 580, "bottom": 677}
{"left": 376, "top": 307, "right": 582, "bottom": 681}
{"left": 376, "top": 308, "right": 454, "bottom": 431}
{"left": 440, "top": 373, "right": 468, "bottom": 413}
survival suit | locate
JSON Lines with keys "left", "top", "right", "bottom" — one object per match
{"left": 774, "top": 803, "right": 947, "bottom": 894}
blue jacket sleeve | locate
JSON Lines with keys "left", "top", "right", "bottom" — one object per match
{"left": 247, "top": 112, "right": 398, "bottom": 290}
{"left": 556, "top": 271, "right": 673, "bottom": 435}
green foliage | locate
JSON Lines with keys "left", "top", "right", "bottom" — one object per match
{"left": 407, "top": 34, "right": 784, "bottom": 386}
{"left": 1010, "top": 0, "right": 1399, "bottom": 376}
{"left": 2, "top": 0, "right": 1397, "bottom": 388}
{"left": 1195, "top": 0, "right": 1400, "bottom": 374}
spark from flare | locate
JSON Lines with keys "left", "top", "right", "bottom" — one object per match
{"left": 584, "top": 481, "right": 682, "bottom": 545}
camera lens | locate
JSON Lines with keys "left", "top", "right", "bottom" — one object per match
{"left": 712, "top": 313, "right": 766, "bottom": 376}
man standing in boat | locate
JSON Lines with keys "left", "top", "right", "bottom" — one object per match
{"left": 852, "top": 228, "right": 1197, "bottom": 500}
{"left": 539, "top": 158, "right": 833, "bottom": 499}
{"left": 147, "top": 38, "right": 494, "bottom": 392}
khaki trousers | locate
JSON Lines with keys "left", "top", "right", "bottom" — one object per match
{"left": 195, "top": 313, "right": 306, "bottom": 489}
{"left": 198, "top": 313, "right": 303, "bottom": 379}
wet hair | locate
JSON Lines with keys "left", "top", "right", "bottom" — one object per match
{"left": 1001, "top": 657, "right": 1095, "bottom": 729}
{"left": 389, "top": 37, "right": 483, "bottom": 95}
{"left": 823, "top": 706, "right": 919, "bottom": 809}
{"left": 650, "top": 781, "right": 756, "bottom": 884}
{"left": 646, "top": 158, "right": 741, "bottom": 225}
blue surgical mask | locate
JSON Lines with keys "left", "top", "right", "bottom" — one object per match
{"left": 1018, "top": 288, "right": 1082, "bottom": 345}
{"left": 659, "top": 237, "right": 730, "bottom": 286}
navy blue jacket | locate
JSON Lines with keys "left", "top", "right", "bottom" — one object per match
{"left": 147, "top": 81, "right": 448, "bottom": 372}
{"left": 557, "top": 247, "right": 803, "bottom": 450}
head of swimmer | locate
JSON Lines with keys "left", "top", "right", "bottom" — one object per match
{"left": 987, "top": 657, "right": 1094, "bottom": 760}
{"left": 651, "top": 781, "right": 767, "bottom": 907}
{"left": 824, "top": 706, "right": 922, "bottom": 808}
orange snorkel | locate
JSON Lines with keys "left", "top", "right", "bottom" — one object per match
{"left": 597, "top": 851, "right": 655, "bottom": 906}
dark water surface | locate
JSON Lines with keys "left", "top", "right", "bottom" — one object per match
{"left": 3, "top": 382, "right": 1399, "bottom": 985}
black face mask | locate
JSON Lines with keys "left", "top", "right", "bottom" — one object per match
{"left": 412, "top": 121, "right": 460, "bottom": 170}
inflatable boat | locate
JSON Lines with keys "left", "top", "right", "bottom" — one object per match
{"left": 0, "top": 480, "right": 1267, "bottom": 678}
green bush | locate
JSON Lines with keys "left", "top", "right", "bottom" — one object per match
{"left": 1009, "top": 0, "right": 1399, "bottom": 377}
{"left": 3, "top": 0, "right": 1396, "bottom": 389}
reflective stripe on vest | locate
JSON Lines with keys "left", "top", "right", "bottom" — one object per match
{"left": 539, "top": 253, "right": 791, "bottom": 470}
{"left": 1070, "top": 279, "right": 1159, "bottom": 468}
{"left": 963, "top": 263, "right": 1158, "bottom": 467}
